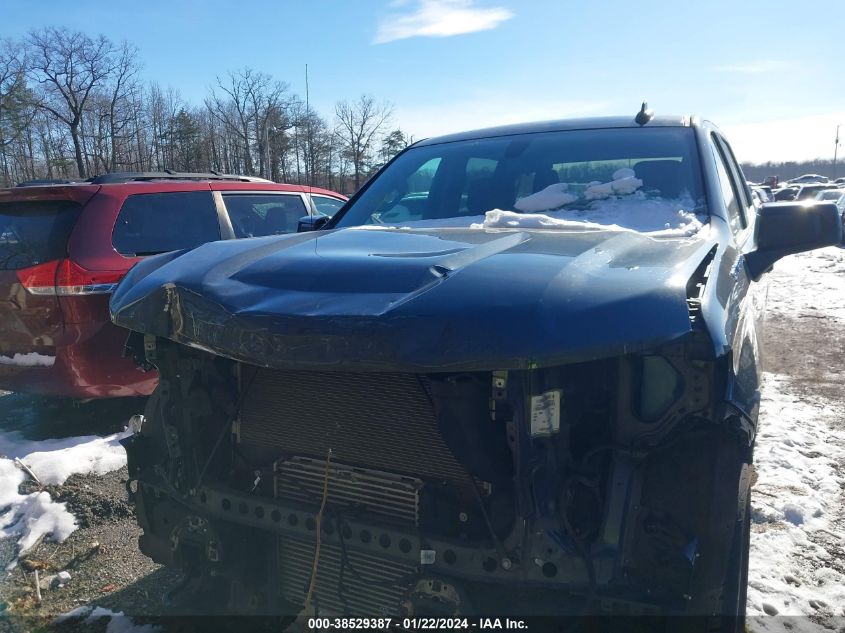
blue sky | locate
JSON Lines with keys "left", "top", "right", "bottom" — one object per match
{"left": 4, "top": 0, "right": 844, "bottom": 162}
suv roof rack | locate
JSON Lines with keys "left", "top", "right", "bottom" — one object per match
{"left": 89, "top": 171, "right": 273, "bottom": 184}
{"left": 15, "top": 178, "right": 81, "bottom": 187}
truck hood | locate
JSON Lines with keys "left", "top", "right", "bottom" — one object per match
{"left": 110, "top": 226, "right": 717, "bottom": 371}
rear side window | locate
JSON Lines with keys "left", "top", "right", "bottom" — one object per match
{"left": 715, "top": 136, "right": 752, "bottom": 209}
{"left": 112, "top": 191, "right": 220, "bottom": 256}
{"left": 0, "top": 200, "right": 82, "bottom": 270}
{"left": 711, "top": 143, "right": 746, "bottom": 234}
{"left": 311, "top": 195, "right": 345, "bottom": 218}
{"left": 222, "top": 194, "right": 308, "bottom": 238}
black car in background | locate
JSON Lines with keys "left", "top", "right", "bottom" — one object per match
{"left": 773, "top": 185, "right": 799, "bottom": 201}
{"left": 110, "top": 113, "right": 841, "bottom": 629}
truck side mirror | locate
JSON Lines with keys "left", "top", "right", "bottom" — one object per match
{"left": 297, "top": 215, "right": 330, "bottom": 232}
{"left": 745, "top": 201, "right": 842, "bottom": 280}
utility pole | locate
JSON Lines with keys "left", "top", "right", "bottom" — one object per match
{"left": 834, "top": 124, "right": 841, "bottom": 178}
{"left": 305, "top": 64, "right": 314, "bottom": 186}
{"left": 264, "top": 123, "right": 277, "bottom": 181}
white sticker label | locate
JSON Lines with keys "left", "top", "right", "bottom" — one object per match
{"left": 530, "top": 390, "right": 562, "bottom": 437}
{"left": 420, "top": 550, "right": 436, "bottom": 565}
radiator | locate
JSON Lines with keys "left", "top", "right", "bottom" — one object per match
{"left": 274, "top": 456, "right": 422, "bottom": 526}
{"left": 237, "top": 368, "right": 473, "bottom": 487}
{"left": 278, "top": 537, "right": 415, "bottom": 616}
{"left": 240, "top": 368, "right": 477, "bottom": 615}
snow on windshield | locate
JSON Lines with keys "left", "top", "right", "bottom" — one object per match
{"left": 476, "top": 193, "right": 704, "bottom": 236}
{"left": 480, "top": 168, "right": 704, "bottom": 236}
{"left": 512, "top": 183, "right": 578, "bottom": 212}
{"left": 352, "top": 168, "right": 706, "bottom": 236}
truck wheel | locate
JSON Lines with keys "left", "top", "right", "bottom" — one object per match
{"left": 720, "top": 495, "right": 751, "bottom": 633}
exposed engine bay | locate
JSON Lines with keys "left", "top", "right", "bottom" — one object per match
{"left": 122, "top": 330, "right": 752, "bottom": 618}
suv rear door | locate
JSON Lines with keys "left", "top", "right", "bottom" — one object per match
{"left": 0, "top": 185, "right": 98, "bottom": 362}
{"left": 110, "top": 190, "right": 223, "bottom": 257}
{"left": 64, "top": 186, "right": 222, "bottom": 326}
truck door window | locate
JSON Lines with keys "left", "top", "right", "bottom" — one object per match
{"left": 711, "top": 139, "right": 746, "bottom": 234}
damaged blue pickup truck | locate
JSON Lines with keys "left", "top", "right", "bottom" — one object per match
{"left": 111, "top": 112, "right": 841, "bottom": 629}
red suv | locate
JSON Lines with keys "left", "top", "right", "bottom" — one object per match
{"left": 0, "top": 172, "right": 346, "bottom": 399}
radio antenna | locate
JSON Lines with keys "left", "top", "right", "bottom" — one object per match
{"left": 305, "top": 64, "right": 313, "bottom": 200}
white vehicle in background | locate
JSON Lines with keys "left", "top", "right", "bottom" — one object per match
{"left": 794, "top": 183, "right": 837, "bottom": 201}
{"left": 750, "top": 185, "right": 773, "bottom": 203}
{"left": 815, "top": 189, "right": 845, "bottom": 222}
{"left": 787, "top": 174, "right": 830, "bottom": 184}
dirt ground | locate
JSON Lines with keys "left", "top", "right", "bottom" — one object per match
{"left": 0, "top": 250, "right": 843, "bottom": 631}
{"left": 746, "top": 252, "right": 845, "bottom": 630}
{"left": 0, "top": 396, "right": 181, "bottom": 631}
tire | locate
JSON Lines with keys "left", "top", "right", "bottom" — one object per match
{"left": 719, "top": 495, "right": 751, "bottom": 633}
{"left": 684, "top": 455, "right": 751, "bottom": 633}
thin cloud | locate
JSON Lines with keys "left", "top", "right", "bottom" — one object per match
{"left": 374, "top": 0, "right": 514, "bottom": 44}
{"left": 714, "top": 60, "right": 790, "bottom": 74}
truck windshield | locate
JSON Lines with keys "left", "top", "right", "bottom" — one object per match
{"left": 333, "top": 126, "right": 707, "bottom": 235}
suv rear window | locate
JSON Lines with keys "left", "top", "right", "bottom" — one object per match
{"left": 112, "top": 191, "right": 220, "bottom": 256}
{"left": 0, "top": 200, "right": 82, "bottom": 270}
{"left": 311, "top": 195, "right": 345, "bottom": 218}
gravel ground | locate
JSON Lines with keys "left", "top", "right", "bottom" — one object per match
{"left": 0, "top": 248, "right": 843, "bottom": 632}
{"left": 1, "top": 467, "right": 179, "bottom": 613}
{"left": 0, "top": 395, "right": 180, "bottom": 631}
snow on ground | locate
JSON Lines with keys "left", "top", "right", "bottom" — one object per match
{"left": 749, "top": 246, "right": 845, "bottom": 631}
{"left": 0, "top": 429, "right": 131, "bottom": 485}
{"left": 54, "top": 605, "right": 161, "bottom": 633}
{"left": 0, "top": 428, "right": 131, "bottom": 565}
{"left": 0, "top": 352, "right": 55, "bottom": 367}
{"left": 0, "top": 460, "right": 76, "bottom": 558}
{"left": 764, "top": 247, "right": 845, "bottom": 324}
{"left": 749, "top": 373, "right": 845, "bottom": 627}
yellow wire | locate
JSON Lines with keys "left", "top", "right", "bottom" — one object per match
{"left": 303, "top": 447, "right": 332, "bottom": 616}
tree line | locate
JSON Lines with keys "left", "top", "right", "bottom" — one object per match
{"left": 740, "top": 159, "right": 843, "bottom": 184}
{"left": 0, "top": 28, "right": 410, "bottom": 193}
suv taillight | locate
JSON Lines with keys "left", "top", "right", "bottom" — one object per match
{"left": 16, "top": 259, "right": 124, "bottom": 296}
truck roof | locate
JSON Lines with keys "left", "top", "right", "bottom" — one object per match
{"left": 413, "top": 115, "right": 693, "bottom": 147}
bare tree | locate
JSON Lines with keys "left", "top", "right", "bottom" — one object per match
{"left": 209, "top": 69, "right": 250, "bottom": 175}
{"left": 0, "top": 39, "right": 33, "bottom": 184}
{"left": 246, "top": 72, "right": 292, "bottom": 179}
{"left": 208, "top": 68, "right": 294, "bottom": 179}
{"left": 2, "top": 28, "right": 406, "bottom": 191}
{"left": 26, "top": 27, "right": 122, "bottom": 178}
{"left": 335, "top": 95, "right": 393, "bottom": 190}
{"left": 104, "top": 41, "right": 142, "bottom": 170}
